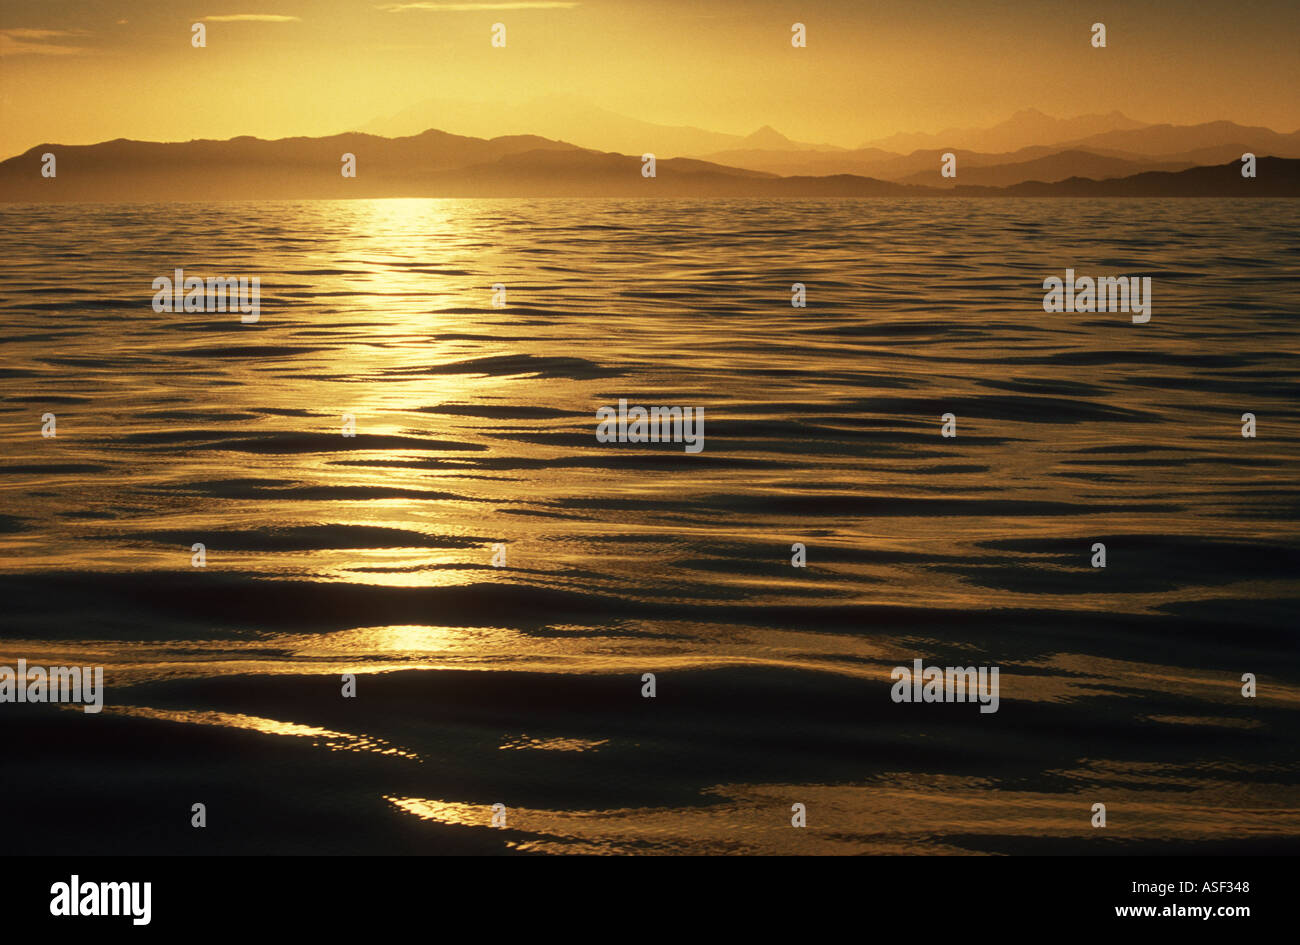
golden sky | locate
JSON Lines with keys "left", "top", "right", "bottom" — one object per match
{"left": 1, "top": 0, "right": 1297, "bottom": 157}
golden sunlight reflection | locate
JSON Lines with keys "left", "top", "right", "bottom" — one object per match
{"left": 498, "top": 734, "right": 608, "bottom": 752}
{"left": 80, "top": 704, "right": 421, "bottom": 761}
{"left": 13, "top": 633, "right": 1300, "bottom": 712}
{"left": 386, "top": 765, "right": 1300, "bottom": 855}
{"left": 3, "top": 195, "right": 1298, "bottom": 855}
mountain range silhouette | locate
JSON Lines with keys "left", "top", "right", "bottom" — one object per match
{"left": 4, "top": 110, "right": 1297, "bottom": 201}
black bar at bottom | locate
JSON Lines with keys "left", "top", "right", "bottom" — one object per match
{"left": 3, "top": 855, "right": 1277, "bottom": 932}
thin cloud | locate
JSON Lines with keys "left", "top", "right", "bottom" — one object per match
{"left": 202, "top": 14, "right": 302, "bottom": 22}
{"left": 378, "top": 3, "right": 579, "bottom": 12}
{"left": 0, "top": 28, "right": 89, "bottom": 57}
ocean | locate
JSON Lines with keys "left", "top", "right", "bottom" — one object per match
{"left": 1, "top": 197, "right": 1297, "bottom": 854}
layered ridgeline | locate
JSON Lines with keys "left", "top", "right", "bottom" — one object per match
{"left": 0, "top": 130, "right": 798, "bottom": 201}
{"left": 2, "top": 126, "right": 1297, "bottom": 201}
{"left": 691, "top": 118, "right": 1300, "bottom": 185}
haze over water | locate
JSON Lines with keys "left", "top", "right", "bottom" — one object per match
{"left": 1, "top": 197, "right": 1298, "bottom": 854}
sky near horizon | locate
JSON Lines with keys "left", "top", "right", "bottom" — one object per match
{"left": 1, "top": 0, "right": 1297, "bottom": 158}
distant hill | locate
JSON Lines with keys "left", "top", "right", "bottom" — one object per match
{"left": 0, "top": 129, "right": 589, "bottom": 201}
{"left": 954, "top": 157, "right": 1299, "bottom": 197}
{"left": 858, "top": 108, "right": 1150, "bottom": 153}
{"left": 687, "top": 144, "right": 1202, "bottom": 185}
{"left": 689, "top": 146, "right": 905, "bottom": 177}
{"left": 852, "top": 114, "right": 1300, "bottom": 174}
{"left": 358, "top": 93, "right": 838, "bottom": 158}
{"left": 2, "top": 130, "right": 1295, "bottom": 201}
{"left": 894, "top": 149, "right": 1197, "bottom": 188}
{"left": 1060, "top": 120, "right": 1300, "bottom": 157}
{"left": 698, "top": 120, "right": 1300, "bottom": 185}
{"left": 0, "top": 129, "right": 791, "bottom": 201}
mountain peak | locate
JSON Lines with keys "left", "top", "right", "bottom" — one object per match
{"left": 744, "top": 125, "right": 793, "bottom": 148}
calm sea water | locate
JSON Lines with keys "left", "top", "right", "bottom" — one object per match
{"left": 1, "top": 198, "right": 1298, "bottom": 854}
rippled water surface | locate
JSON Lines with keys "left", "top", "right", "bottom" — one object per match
{"left": 1, "top": 198, "right": 1298, "bottom": 854}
